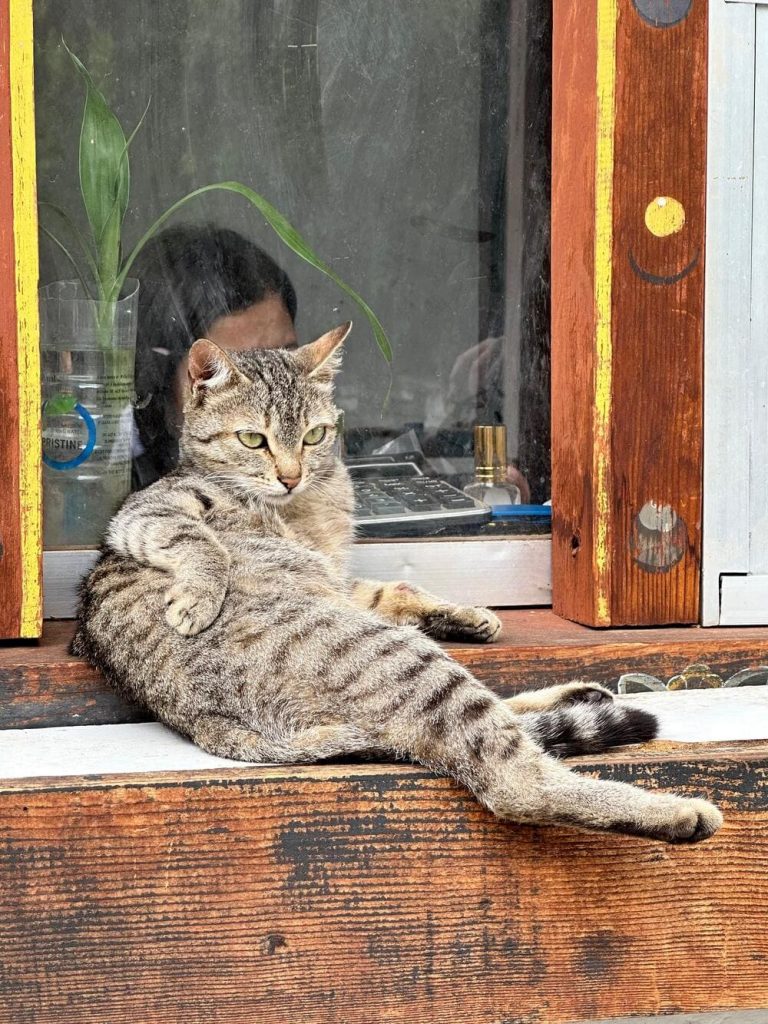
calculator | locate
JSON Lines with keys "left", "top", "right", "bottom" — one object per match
{"left": 347, "top": 456, "right": 491, "bottom": 537}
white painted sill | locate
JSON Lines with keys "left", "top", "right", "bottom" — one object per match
{"left": 1, "top": 688, "right": 766, "bottom": 783}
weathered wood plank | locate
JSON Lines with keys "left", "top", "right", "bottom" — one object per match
{"left": 552, "top": 0, "right": 708, "bottom": 625}
{"left": 1, "top": 746, "right": 766, "bottom": 1024}
{"left": 4, "top": 614, "right": 768, "bottom": 730}
{"left": 551, "top": 0, "right": 600, "bottom": 626}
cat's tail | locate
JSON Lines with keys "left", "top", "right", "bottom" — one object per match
{"left": 515, "top": 703, "right": 658, "bottom": 758}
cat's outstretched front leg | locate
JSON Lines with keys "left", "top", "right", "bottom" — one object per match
{"left": 351, "top": 578, "right": 501, "bottom": 643}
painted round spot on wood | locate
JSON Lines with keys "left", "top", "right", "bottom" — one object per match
{"left": 630, "top": 501, "right": 687, "bottom": 572}
{"left": 645, "top": 196, "right": 685, "bottom": 237}
{"left": 632, "top": 0, "right": 692, "bottom": 28}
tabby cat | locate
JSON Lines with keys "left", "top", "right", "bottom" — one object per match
{"left": 72, "top": 323, "right": 722, "bottom": 843}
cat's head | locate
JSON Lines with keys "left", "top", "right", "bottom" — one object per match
{"left": 179, "top": 322, "right": 351, "bottom": 502}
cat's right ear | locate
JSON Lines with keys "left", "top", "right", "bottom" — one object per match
{"left": 293, "top": 321, "right": 352, "bottom": 384}
{"left": 188, "top": 339, "right": 242, "bottom": 396}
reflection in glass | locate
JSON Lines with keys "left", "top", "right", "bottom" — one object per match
{"left": 34, "top": 0, "right": 551, "bottom": 546}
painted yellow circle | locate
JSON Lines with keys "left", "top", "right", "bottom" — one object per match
{"left": 644, "top": 196, "right": 686, "bottom": 238}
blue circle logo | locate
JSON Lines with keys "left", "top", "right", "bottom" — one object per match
{"left": 42, "top": 401, "right": 97, "bottom": 470}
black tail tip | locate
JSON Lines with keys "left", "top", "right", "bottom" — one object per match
{"left": 620, "top": 706, "right": 659, "bottom": 744}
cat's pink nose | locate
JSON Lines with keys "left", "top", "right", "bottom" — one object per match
{"left": 279, "top": 475, "right": 301, "bottom": 492}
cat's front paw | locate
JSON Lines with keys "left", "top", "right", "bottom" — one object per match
{"left": 164, "top": 583, "right": 225, "bottom": 637}
{"left": 424, "top": 605, "right": 502, "bottom": 644}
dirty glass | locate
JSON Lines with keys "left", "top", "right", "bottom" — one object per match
{"left": 34, "top": 0, "right": 551, "bottom": 548}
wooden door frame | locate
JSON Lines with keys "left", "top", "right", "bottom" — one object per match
{"left": 0, "top": 0, "right": 42, "bottom": 639}
{"left": 551, "top": 0, "right": 708, "bottom": 627}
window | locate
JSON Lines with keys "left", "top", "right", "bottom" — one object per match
{"left": 33, "top": 0, "right": 553, "bottom": 614}
{"left": 0, "top": 1, "right": 727, "bottom": 636}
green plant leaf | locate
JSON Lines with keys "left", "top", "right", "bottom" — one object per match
{"left": 93, "top": 95, "right": 150, "bottom": 265}
{"left": 116, "top": 181, "right": 392, "bottom": 363}
{"left": 63, "top": 41, "right": 130, "bottom": 292}
{"left": 39, "top": 226, "right": 96, "bottom": 300}
{"left": 46, "top": 394, "right": 78, "bottom": 416}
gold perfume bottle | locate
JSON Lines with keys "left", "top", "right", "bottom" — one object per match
{"left": 464, "top": 425, "right": 520, "bottom": 507}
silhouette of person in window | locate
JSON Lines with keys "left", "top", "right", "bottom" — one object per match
{"left": 131, "top": 224, "right": 297, "bottom": 488}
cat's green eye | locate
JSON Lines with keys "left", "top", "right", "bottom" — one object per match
{"left": 236, "top": 431, "right": 268, "bottom": 450}
{"left": 303, "top": 425, "right": 327, "bottom": 446}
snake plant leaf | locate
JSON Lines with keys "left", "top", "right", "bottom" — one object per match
{"left": 39, "top": 225, "right": 95, "bottom": 300}
{"left": 64, "top": 42, "right": 130, "bottom": 285}
{"left": 117, "top": 181, "right": 392, "bottom": 363}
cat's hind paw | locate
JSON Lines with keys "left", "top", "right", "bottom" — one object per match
{"left": 506, "top": 681, "right": 614, "bottom": 714}
{"left": 636, "top": 796, "right": 723, "bottom": 844}
{"left": 164, "top": 583, "right": 224, "bottom": 637}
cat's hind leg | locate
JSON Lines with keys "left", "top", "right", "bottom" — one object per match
{"left": 468, "top": 710, "right": 719, "bottom": 841}
{"left": 384, "top": 671, "right": 721, "bottom": 842}
{"left": 191, "top": 714, "right": 377, "bottom": 764}
{"left": 351, "top": 578, "right": 502, "bottom": 643}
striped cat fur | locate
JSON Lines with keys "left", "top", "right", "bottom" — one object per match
{"left": 72, "top": 323, "right": 722, "bottom": 843}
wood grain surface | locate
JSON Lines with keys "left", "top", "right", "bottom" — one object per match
{"left": 552, "top": 0, "right": 708, "bottom": 626}
{"left": 1, "top": 747, "right": 766, "bottom": 1024}
{"left": 4, "top": 614, "right": 768, "bottom": 730}
{"left": 610, "top": 0, "right": 707, "bottom": 624}
{"left": 551, "top": 0, "right": 600, "bottom": 627}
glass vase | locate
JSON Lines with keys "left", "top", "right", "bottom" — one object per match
{"left": 39, "top": 279, "right": 139, "bottom": 549}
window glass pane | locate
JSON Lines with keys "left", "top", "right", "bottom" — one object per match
{"left": 34, "top": 0, "right": 551, "bottom": 549}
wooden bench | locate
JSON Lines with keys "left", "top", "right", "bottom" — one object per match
{"left": 1, "top": 617, "right": 767, "bottom": 1023}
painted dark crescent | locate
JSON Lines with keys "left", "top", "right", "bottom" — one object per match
{"left": 632, "top": 0, "right": 692, "bottom": 28}
{"left": 628, "top": 248, "right": 700, "bottom": 286}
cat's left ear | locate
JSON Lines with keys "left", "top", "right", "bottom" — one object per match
{"left": 293, "top": 321, "right": 352, "bottom": 384}
{"left": 188, "top": 339, "right": 244, "bottom": 396}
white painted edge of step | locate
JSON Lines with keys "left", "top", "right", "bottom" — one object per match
{"left": 0, "top": 688, "right": 766, "bottom": 782}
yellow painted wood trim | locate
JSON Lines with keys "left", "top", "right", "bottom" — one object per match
{"left": 593, "top": 0, "right": 618, "bottom": 626}
{"left": 10, "top": 0, "right": 42, "bottom": 637}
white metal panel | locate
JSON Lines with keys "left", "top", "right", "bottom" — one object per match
{"left": 43, "top": 550, "right": 98, "bottom": 619}
{"left": 720, "top": 574, "right": 768, "bottom": 624}
{"left": 703, "top": 0, "right": 756, "bottom": 623}
{"left": 749, "top": 5, "right": 768, "bottom": 573}
{"left": 44, "top": 539, "right": 553, "bottom": 619}
{"left": 349, "top": 538, "right": 551, "bottom": 607}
